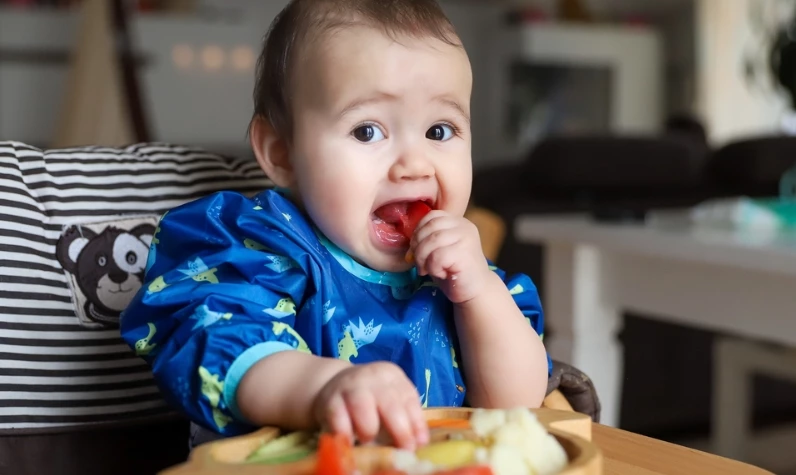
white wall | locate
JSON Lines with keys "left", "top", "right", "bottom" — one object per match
{"left": 0, "top": 8, "right": 73, "bottom": 148}
{"left": 0, "top": 3, "right": 286, "bottom": 153}
{"left": 695, "top": 0, "right": 791, "bottom": 145}
{"left": 13, "top": 1, "right": 757, "bottom": 164}
{"left": 0, "top": 1, "right": 505, "bottom": 165}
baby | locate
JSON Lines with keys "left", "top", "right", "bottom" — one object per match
{"left": 121, "top": 0, "right": 550, "bottom": 451}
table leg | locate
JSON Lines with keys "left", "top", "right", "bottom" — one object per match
{"left": 543, "top": 243, "right": 623, "bottom": 427}
{"left": 711, "top": 337, "right": 751, "bottom": 461}
{"left": 712, "top": 337, "right": 796, "bottom": 468}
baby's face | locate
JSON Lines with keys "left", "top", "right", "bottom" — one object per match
{"left": 288, "top": 25, "right": 473, "bottom": 273}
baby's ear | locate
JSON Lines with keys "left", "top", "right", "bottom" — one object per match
{"left": 250, "top": 116, "right": 294, "bottom": 187}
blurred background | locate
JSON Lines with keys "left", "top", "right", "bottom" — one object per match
{"left": 2, "top": 0, "right": 796, "bottom": 473}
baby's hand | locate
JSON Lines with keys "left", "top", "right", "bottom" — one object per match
{"left": 410, "top": 211, "right": 491, "bottom": 304}
{"left": 312, "top": 362, "right": 429, "bottom": 450}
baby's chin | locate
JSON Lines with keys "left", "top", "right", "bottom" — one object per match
{"left": 357, "top": 251, "right": 414, "bottom": 274}
{"left": 321, "top": 228, "right": 414, "bottom": 274}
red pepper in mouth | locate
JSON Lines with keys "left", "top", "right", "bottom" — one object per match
{"left": 399, "top": 201, "right": 432, "bottom": 239}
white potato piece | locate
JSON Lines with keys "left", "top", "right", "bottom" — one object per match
{"left": 468, "top": 407, "right": 568, "bottom": 475}
{"left": 471, "top": 408, "right": 507, "bottom": 438}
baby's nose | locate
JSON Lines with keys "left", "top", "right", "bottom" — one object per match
{"left": 391, "top": 152, "right": 434, "bottom": 181}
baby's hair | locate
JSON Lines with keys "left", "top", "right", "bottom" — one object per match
{"left": 251, "top": 0, "right": 461, "bottom": 140}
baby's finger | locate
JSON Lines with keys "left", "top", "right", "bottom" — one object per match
{"left": 426, "top": 245, "right": 461, "bottom": 281}
{"left": 378, "top": 393, "right": 416, "bottom": 450}
{"left": 411, "top": 212, "right": 455, "bottom": 247}
{"left": 409, "top": 214, "right": 454, "bottom": 271}
{"left": 405, "top": 392, "right": 429, "bottom": 446}
{"left": 323, "top": 394, "right": 354, "bottom": 441}
{"left": 344, "top": 389, "right": 380, "bottom": 444}
{"left": 386, "top": 371, "right": 427, "bottom": 447}
{"left": 414, "top": 234, "right": 461, "bottom": 279}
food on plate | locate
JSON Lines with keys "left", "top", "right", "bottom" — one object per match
{"left": 392, "top": 408, "right": 567, "bottom": 475}
{"left": 414, "top": 440, "right": 479, "bottom": 468}
{"left": 316, "top": 433, "right": 356, "bottom": 475}
{"left": 245, "top": 430, "right": 316, "bottom": 464}
{"left": 472, "top": 408, "right": 568, "bottom": 475}
{"left": 243, "top": 407, "right": 568, "bottom": 475}
{"left": 372, "top": 466, "right": 493, "bottom": 475}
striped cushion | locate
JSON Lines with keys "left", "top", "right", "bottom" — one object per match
{"left": 0, "top": 141, "right": 272, "bottom": 433}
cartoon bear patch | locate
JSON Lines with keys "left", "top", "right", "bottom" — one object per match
{"left": 56, "top": 217, "right": 157, "bottom": 328}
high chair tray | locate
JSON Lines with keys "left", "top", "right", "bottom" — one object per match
{"left": 162, "top": 408, "right": 602, "bottom": 475}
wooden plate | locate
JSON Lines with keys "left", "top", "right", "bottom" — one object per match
{"left": 161, "top": 408, "right": 602, "bottom": 475}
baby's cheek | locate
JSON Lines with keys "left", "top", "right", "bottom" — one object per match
{"left": 306, "top": 200, "right": 360, "bottom": 248}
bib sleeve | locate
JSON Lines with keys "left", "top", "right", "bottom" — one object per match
{"left": 121, "top": 191, "right": 316, "bottom": 436}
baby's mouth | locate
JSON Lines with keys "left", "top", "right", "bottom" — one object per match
{"left": 371, "top": 200, "right": 433, "bottom": 248}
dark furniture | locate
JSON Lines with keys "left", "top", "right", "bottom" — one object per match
{"left": 472, "top": 133, "right": 796, "bottom": 440}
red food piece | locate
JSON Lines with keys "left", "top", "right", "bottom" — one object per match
{"left": 399, "top": 201, "right": 432, "bottom": 238}
{"left": 315, "top": 433, "right": 354, "bottom": 475}
{"left": 373, "top": 201, "right": 432, "bottom": 239}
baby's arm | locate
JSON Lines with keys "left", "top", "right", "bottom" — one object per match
{"left": 410, "top": 212, "right": 549, "bottom": 409}
{"left": 236, "top": 351, "right": 350, "bottom": 430}
{"left": 120, "top": 193, "right": 324, "bottom": 436}
{"left": 239, "top": 355, "right": 428, "bottom": 449}
{"left": 453, "top": 270, "right": 549, "bottom": 409}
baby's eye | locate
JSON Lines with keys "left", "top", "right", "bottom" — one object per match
{"left": 352, "top": 124, "right": 385, "bottom": 143}
{"left": 426, "top": 124, "right": 455, "bottom": 141}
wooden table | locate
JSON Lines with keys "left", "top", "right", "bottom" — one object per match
{"left": 163, "top": 408, "right": 772, "bottom": 474}
{"left": 593, "top": 424, "right": 773, "bottom": 474}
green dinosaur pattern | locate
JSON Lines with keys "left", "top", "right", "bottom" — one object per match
{"left": 152, "top": 211, "right": 167, "bottom": 245}
{"left": 272, "top": 322, "right": 310, "bottom": 353}
{"left": 450, "top": 347, "right": 458, "bottom": 369}
{"left": 198, "top": 366, "right": 223, "bottom": 407}
{"left": 134, "top": 322, "right": 157, "bottom": 356}
{"left": 193, "top": 268, "right": 219, "bottom": 284}
{"left": 243, "top": 238, "right": 269, "bottom": 251}
{"left": 212, "top": 408, "right": 232, "bottom": 430}
{"left": 198, "top": 366, "right": 232, "bottom": 430}
{"left": 421, "top": 369, "right": 432, "bottom": 408}
{"left": 148, "top": 276, "right": 168, "bottom": 293}
{"left": 274, "top": 298, "right": 296, "bottom": 315}
{"left": 337, "top": 331, "right": 358, "bottom": 362}
{"left": 263, "top": 297, "right": 297, "bottom": 319}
